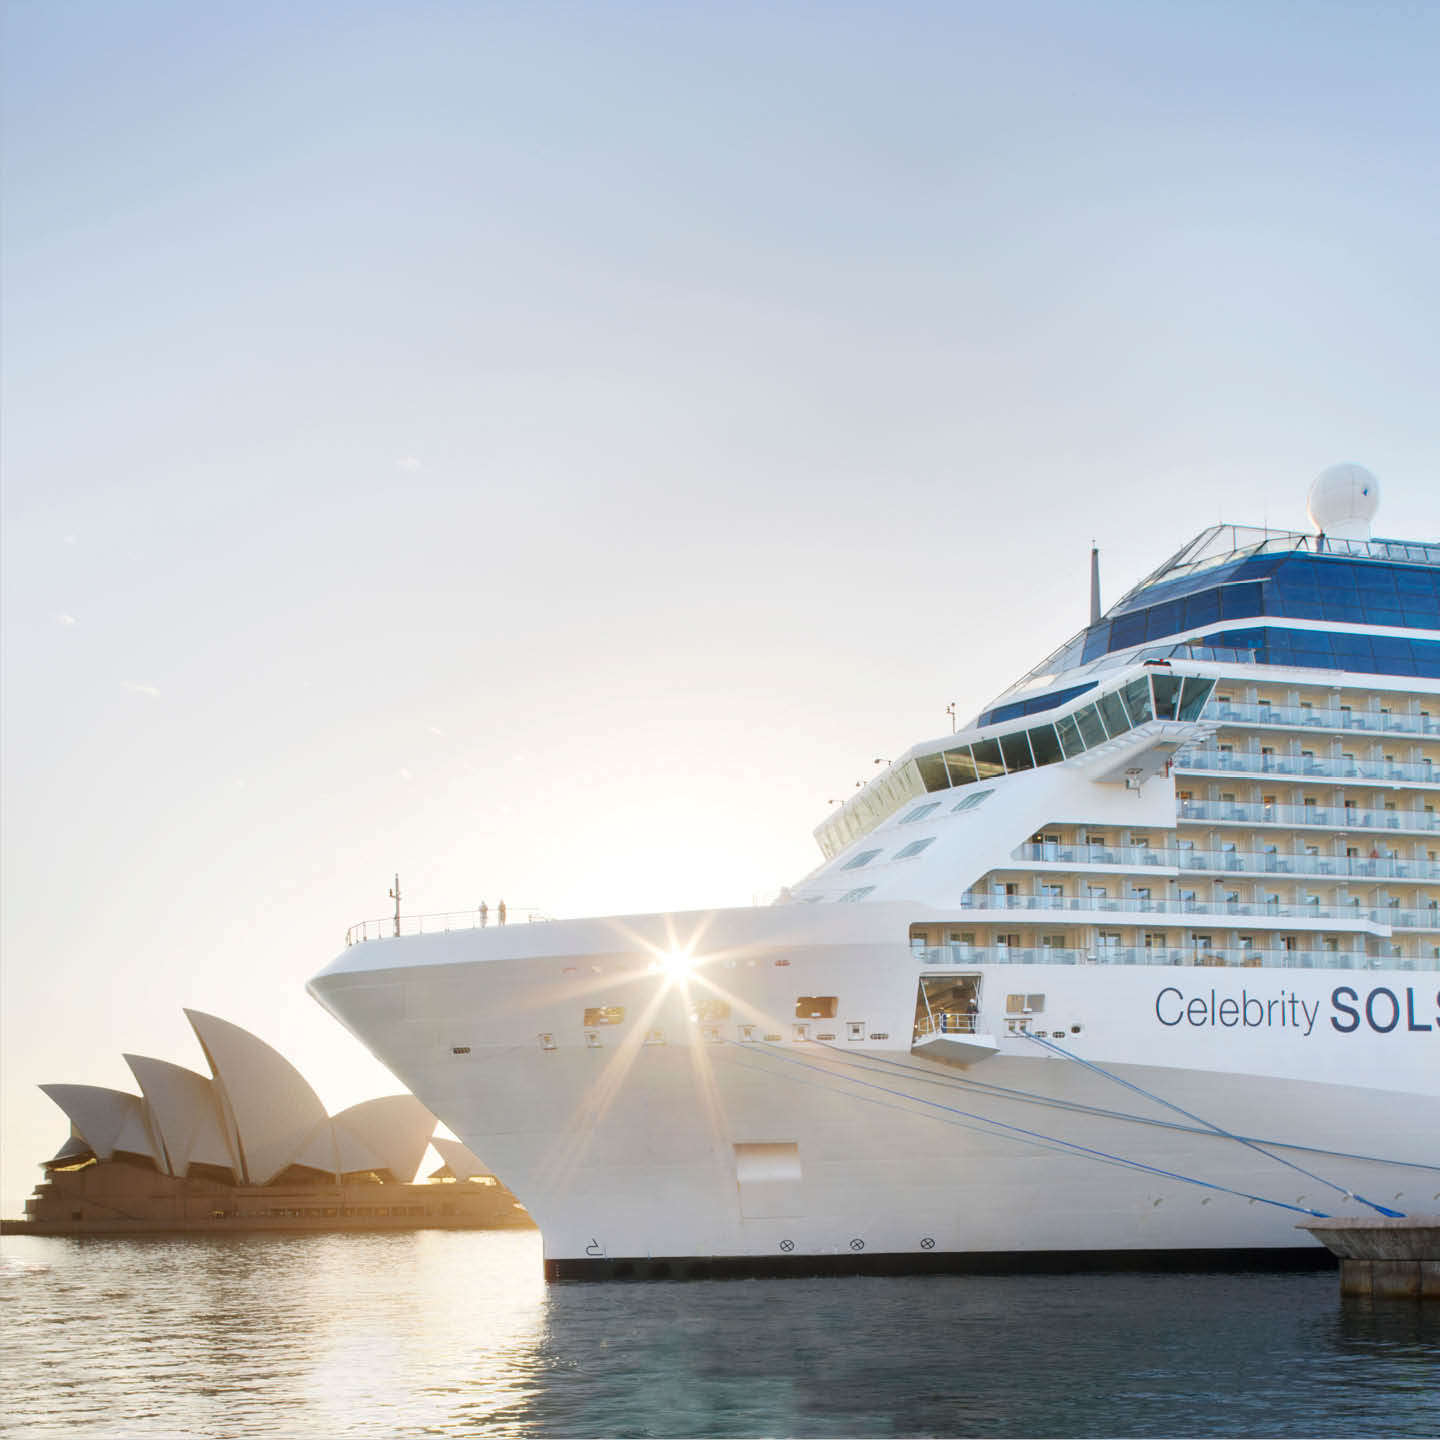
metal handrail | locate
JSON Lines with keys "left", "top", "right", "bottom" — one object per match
{"left": 346, "top": 907, "right": 551, "bottom": 946}
{"left": 1210, "top": 701, "right": 1440, "bottom": 736}
{"left": 1174, "top": 751, "right": 1439, "bottom": 784}
{"left": 1014, "top": 842, "right": 1440, "bottom": 881}
{"left": 913, "top": 1011, "right": 981, "bottom": 1040}
{"left": 959, "top": 893, "right": 1385, "bottom": 921}
{"left": 912, "top": 944, "right": 1439, "bottom": 971}
{"left": 1179, "top": 800, "right": 1440, "bottom": 833}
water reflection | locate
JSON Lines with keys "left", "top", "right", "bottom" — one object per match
{"left": 3, "top": 1233, "right": 1437, "bottom": 1438}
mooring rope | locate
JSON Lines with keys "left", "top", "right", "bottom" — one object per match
{"left": 1017, "top": 1029, "right": 1405, "bottom": 1218}
{"left": 719, "top": 1037, "right": 1332, "bottom": 1217}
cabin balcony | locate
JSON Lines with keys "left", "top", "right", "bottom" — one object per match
{"left": 1178, "top": 800, "right": 1440, "bottom": 836}
{"left": 1174, "top": 751, "right": 1440, "bottom": 786}
{"left": 1013, "top": 842, "right": 1440, "bottom": 882}
{"left": 1209, "top": 700, "right": 1440, "bottom": 737}
{"left": 910, "top": 944, "right": 1440, "bottom": 971}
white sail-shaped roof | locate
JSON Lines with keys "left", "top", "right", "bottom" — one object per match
{"left": 290, "top": 1120, "right": 343, "bottom": 1177}
{"left": 46, "top": 1126, "right": 95, "bottom": 1167}
{"left": 331, "top": 1096, "right": 436, "bottom": 1183}
{"left": 185, "top": 1010, "right": 330, "bottom": 1185}
{"left": 124, "top": 1054, "right": 237, "bottom": 1178}
{"left": 38, "top": 1084, "right": 161, "bottom": 1166}
{"left": 430, "top": 1135, "right": 494, "bottom": 1182}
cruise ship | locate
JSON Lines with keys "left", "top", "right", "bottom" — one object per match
{"left": 310, "top": 467, "right": 1440, "bottom": 1279}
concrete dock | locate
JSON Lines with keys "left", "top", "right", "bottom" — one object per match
{"left": 1298, "top": 1217, "right": 1440, "bottom": 1300}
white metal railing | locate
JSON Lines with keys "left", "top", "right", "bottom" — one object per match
{"left": 345, "top": 907, "right": 551, "bottom": 945}
{"left": 1014, "top": 842, "right": 1440, "bottom": 881}
{"left": 1178, "top": 800, "right": 1440, "bottom": 833}
{"left": 965, "top": 890, "right": 1439, "bottom": 928}
{"left": 913, "top": 1011, "right": 982, "bottom": 1040}
{"left": 1210, "top": 700, "right": 1440, "bottom": 737}
{"left": 912, "top": 944, "right": 1440, "bottom": 971}
{"left": 959, "top": 893, "right": 1383, "bottom": 921}
{"left": 1174, "top": 750, "right": 1439, "bottom": 785}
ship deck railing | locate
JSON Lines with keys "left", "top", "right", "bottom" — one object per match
{"left": 1209, "top": 700, "right": 1440, "bottom": 737}
{"left": 1014, "top": 842, "right": 1440, "bottom": 882}
{"left": 959, "top": 892, "right": 1437, "bottom": 925}
{"left": 912, "top": 1012, "right": 981, "bottom": 1039}
{"left": 912, "top": 944, "right": 1440, "bottom": 971}
{"left": 346, "top": 908, "right": 551, "bottom": 945}
{"left": 1178, "top": 800, "right": 1440, "bottom": 834}
{"left": 1174, "top": 751, "right": 1440, "bottom": 785}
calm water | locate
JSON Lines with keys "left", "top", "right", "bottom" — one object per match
{"left": 2, "top": 1230, "right": 1436, "bottom": 1438}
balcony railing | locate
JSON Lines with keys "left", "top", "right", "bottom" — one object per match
{"left": 911, "top": 945, "right": 1439, "bottom": 971}
{"left": 1178, "top": 800, "right": 1440, "bottom": 833}
{"left": 964, "top": 892, "right": 1439, "bottom": 929}
{"left": 1015, "top": 842, "right": 1440, "bottom": 881}
{"left": 959, "top": 893, "right": 1380, "bottom": 921}
{"left": 1174, "top": 750, "right": 1439, "bottom": 784}
{"left": 1210, "top": 700, "right": 1440, "bottom": 736}
{"left": 346, "top": 907, "right": 550, "bottom": 945}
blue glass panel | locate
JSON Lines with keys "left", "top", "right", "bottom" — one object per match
{"left": 1110, "top": 611, "right": 1147, "bottom": 649}
{"left": 975, "top": 682, "right": 1097, "bottom": 729}
{"left": 1082, "top": 624, "right": 1112, "bottom": 664}
{"left": 1182, "top": 589, "right": 1220, "bottom": 628}
{"left": 1219, "top": 582, "right": 1264, "bottom": 619}
{"left": 1145, "top": 600, "right": 1183, "bottom": 639}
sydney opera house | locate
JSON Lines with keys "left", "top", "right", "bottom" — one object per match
{"left": 8, "top": 1009, "right": 533, "bottom": 1235}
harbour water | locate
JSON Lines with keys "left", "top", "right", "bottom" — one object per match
{"left": 3, "top": 1230, "right": 1436, "bottom": 1438}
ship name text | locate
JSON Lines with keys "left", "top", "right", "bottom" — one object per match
{"left": 1154, "top": 986, "right": 1440, "bottom": 1036}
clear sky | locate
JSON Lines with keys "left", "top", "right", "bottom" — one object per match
{"left": 2, "top": 1, "right": 1437, "bottom": 1218}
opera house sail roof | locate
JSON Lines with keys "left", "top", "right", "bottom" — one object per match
{"left": 36, "top": 1010, "right": 458, "bottom": 1188}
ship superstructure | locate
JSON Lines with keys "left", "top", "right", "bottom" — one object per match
{"left": 311, "top": 468, "right": 1440, "bottom": 1279}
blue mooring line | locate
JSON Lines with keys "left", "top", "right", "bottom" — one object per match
{"left": 721, "top": 1038, "right": 1332, "bottom": 1218}
{"left": 1018, "top": 1030, "right": 1405, "bottom": 1219}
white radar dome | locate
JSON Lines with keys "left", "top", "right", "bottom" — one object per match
{"left": 1307, "top": 463, "right": 1380, "bottom": 541}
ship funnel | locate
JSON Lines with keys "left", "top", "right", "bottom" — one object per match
{"left": 1308, "top": 464, "right": 1380, "bottom": 541}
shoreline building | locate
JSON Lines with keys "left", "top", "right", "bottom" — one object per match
{"left": 7, "top": 1010, "right": 533, "bottom": 1236}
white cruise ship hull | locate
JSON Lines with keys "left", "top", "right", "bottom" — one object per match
{"left": 313, "top": 491, "right": 1440, "bottom": 1277}
{"left": 310, "top": 902, "right": 1440, "bottom": 1278}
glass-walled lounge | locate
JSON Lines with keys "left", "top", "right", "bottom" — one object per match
{"left": 914, "top": 672, "right": 1214, "bottom": 795}
{"left": 814, "top": 671, "right": 1216, "bottom": 859}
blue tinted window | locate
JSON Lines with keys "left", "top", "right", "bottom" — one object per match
{"left": 1145, "top": 600, "right": 1183, "bottom": 639}
{"left": 1082, "top": 624, "right": 1112, "bottom": 664}
{"left": 1182, "top": 588, "right": 1220, "bottom": 629}
{"left": 1110, "top": 611, "right": 1147, "bottom": 649}
{"left": 1219, "top": 582, "right": 1263, "bottom": 619}
{"left": 975, "top": 682, "right": 1097, "bottom": 728}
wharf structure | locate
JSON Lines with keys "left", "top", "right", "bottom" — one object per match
{"left": 6, "top": 1010, "right": 532, "bottom": 1236}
